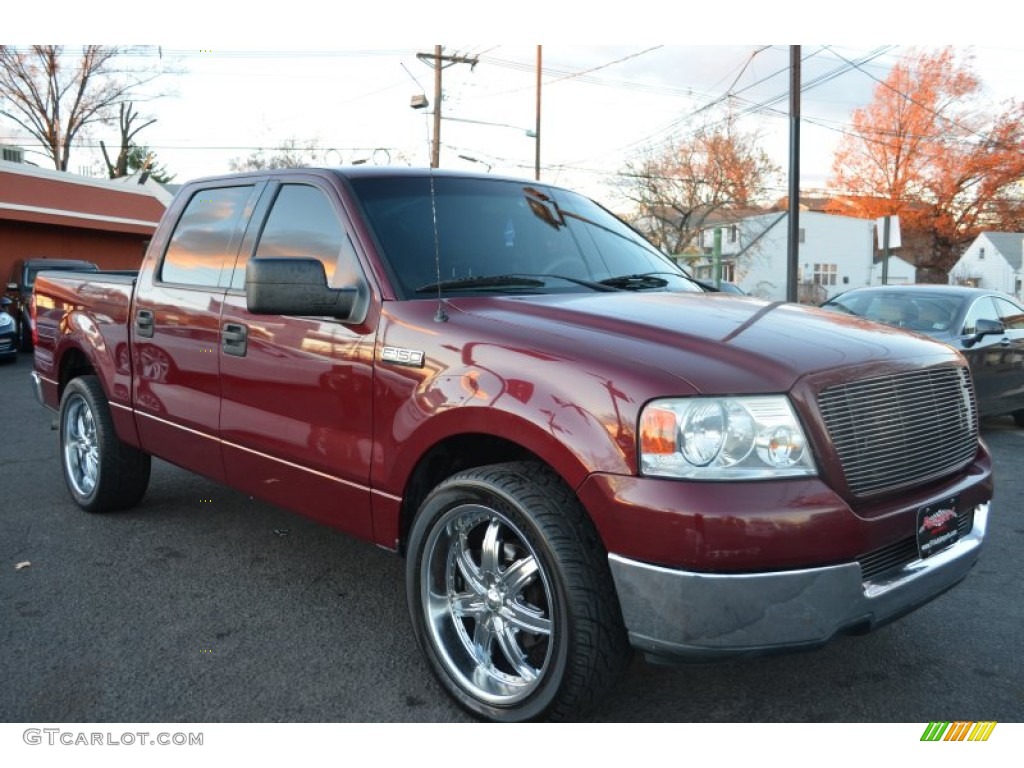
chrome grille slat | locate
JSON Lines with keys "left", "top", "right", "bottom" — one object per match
{"left": 819, "top": 367, "right": 978, "bottom": 497}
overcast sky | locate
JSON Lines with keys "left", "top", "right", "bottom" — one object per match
{"left": 11, "top": 5, "right": 1024, "bottom": 210}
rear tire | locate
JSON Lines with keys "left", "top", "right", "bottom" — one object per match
{"left": 1013, "top": 410, "right": 1024, "bottom": 428}
{"left": 59, "top": 375, "right": 151, "bottom": 512}
{"left": 405, "top": 461, "right": 631, "bottom": 721}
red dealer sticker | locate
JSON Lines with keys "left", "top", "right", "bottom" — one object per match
{"left": 917, "top": 496, "right": 960, "bottom": 559}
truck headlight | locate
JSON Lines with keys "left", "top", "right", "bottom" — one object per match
{"left": 639, "top": 396, "right": 817, "bottom": 479}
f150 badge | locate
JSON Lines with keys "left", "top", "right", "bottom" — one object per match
{"left": 381, "top": 346, "right": 425, "bottom": 368}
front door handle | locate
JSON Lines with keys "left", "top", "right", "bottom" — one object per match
{"left": 222, "top": 322, "right": 248, "bottom": 357}
{"left": 136, "top": 309, "right": 154, "bottom": 338}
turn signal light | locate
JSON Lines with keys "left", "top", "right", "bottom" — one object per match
{"left": 640, "top": 407, "right": 677, "bottom": 455}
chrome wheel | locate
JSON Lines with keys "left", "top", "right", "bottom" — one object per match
{"left": 62, "top": 394, "right": 99, "bottom": 497}
{"left": 407, "top": 462, "right": 630, "bottom": 721}
{"left": 421, "top": 503, "right": 554, "bottom": 705}
{"left": 58, "top": 376, "right": 151, "bottom": 512}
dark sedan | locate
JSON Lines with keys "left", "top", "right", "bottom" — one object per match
{"left": 821, "top": 285, "right": 1024, "bottom": 426}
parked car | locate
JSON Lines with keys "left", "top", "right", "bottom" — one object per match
{"left": 0, "top": 297, "right": 17, "bottom": 362}
{"left": 5, "top": 257, "right": 99, "bottom": 352}
{"left": 821, "top": 284, "right": 1024, "bottom": 425}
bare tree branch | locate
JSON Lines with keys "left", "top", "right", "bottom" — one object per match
{"left": 616, "top": 110, "right": 781, "bottom": 259}
{"left": 0, "top": 45, "right": 171, "bottom": 171}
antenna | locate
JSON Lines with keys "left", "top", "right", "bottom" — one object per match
{"left": 404, "top": 58, "right": 446, "bottom": 320}
{"left": 428, "top": 169, "right": 447, "bottom": 323}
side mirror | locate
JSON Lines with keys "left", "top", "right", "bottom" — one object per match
{"left": 962, "top": 317, "right": 1004, "bottom": 348}
{"left": 245, "top": 258, "right": 368, "bottom": 324}
{"left": 5, "top": 282, "right": 17, "bottom": 292}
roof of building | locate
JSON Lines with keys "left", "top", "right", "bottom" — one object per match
{"left": 0, "top": 160, "right": 167, "bottom": 235}
{"left": 980, "top": 232, "right": 1024, "bottom": 269}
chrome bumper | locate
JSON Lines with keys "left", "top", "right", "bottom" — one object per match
{"left": 609, "top": 502, "right": 988, "bottom": 661}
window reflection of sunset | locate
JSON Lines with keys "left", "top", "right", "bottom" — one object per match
{"left": 233, "top": 185, "right": 352, "bottom": 290}
{"left": 162, "top": 186, "right": 253, "bottom": 286}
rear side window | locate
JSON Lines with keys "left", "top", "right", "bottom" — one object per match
{"left": 161, "top": 186, "right": 254, "bottom": 287}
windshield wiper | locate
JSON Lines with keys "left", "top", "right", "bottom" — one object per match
{"left": 415, "top": 275, "right": 545, "bottom": 293}
{"left": 519, "top": 273, "right": 622, "bottom": 292}
{"left": 417, "top": 273, "right": 622, "bottom": 294}
{"left": 599, "top": 271, "right": 707, "bottom": 291}
{"left": 599, "top": 272, "right": 673, "bottom": 290}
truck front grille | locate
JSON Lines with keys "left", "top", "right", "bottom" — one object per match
{"left": 818, "top": 366, "right": 978, "bottom": 497}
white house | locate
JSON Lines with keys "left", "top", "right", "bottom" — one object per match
{"left": 692, "top": 210, "right": 916, "bottom": 302}
{"left": 948, "top": 232, "right": 1023, "bottom": 299}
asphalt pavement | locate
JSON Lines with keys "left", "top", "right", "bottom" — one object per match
{"left": 1, "top": 352, "right": 1022, "bottom": 722}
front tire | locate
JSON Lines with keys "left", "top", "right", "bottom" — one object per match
{"left": 1013, "top": 409, "right": 1024, "bottom": 428}
{"left": 406, "top": 462, "right": 630, "bottom": 721}
{"left": 59, "top": 375, "right": 151, "bottom": 512}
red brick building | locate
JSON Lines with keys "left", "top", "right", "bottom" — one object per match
{"left": 1, "top": 160, "right": 170, "bottom": 285}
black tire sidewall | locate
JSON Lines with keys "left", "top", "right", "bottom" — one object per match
{"left": 406, "top": 478, "right": 573, "bottom": 722}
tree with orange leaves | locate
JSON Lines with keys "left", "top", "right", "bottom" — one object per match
{"left": 828, "top": 47, "right": 1024, "bottom": 280}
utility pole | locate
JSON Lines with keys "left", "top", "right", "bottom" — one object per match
{"left": 881, "top": 215, "right": 891, "bottom": 285}
{"left": 432, "top": 45, "right": 441, "bottom": 168}
{"left": 416, "top": 47, "right": 479, "bottom": 168}
{"left": 713, "top": 228, "right": 723, "bottom": 288}
{"left": 787, "top": 45, "right": 801, "bottom": 303}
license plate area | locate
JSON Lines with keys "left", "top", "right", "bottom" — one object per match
{"left": 917, "top": 496, "right": 960, "bottom": 559}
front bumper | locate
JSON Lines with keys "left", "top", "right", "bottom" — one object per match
{"left": 609, "top": 502, "right": 988, "bottom": 661}
{"left": 0, "top": 333, "right": 16, "bottom": 359}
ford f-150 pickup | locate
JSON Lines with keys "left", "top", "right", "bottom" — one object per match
{"left": 30, "top": 167, "right": 993, "bottom": 721}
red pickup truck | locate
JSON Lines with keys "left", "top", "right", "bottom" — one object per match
{"left": 31, "top": 167, "right": 992, "bottom": 721}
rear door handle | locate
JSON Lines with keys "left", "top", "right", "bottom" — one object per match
{"left": 136, "top": 309, "right": 154, "bottom": 338}
{"left": 222, "top": 322, "right": 248, "bottom": 357}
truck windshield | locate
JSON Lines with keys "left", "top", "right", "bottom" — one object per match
{"left": 348, "top": 175, "right": 700, "bottom": 298}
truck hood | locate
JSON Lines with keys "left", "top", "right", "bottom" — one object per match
{"left": 448, "top": 292, "right": 958, "bottom": 395}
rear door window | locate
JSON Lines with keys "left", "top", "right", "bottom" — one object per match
{"left": 161, "top": 185, "right": 255, "bottom": 287}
